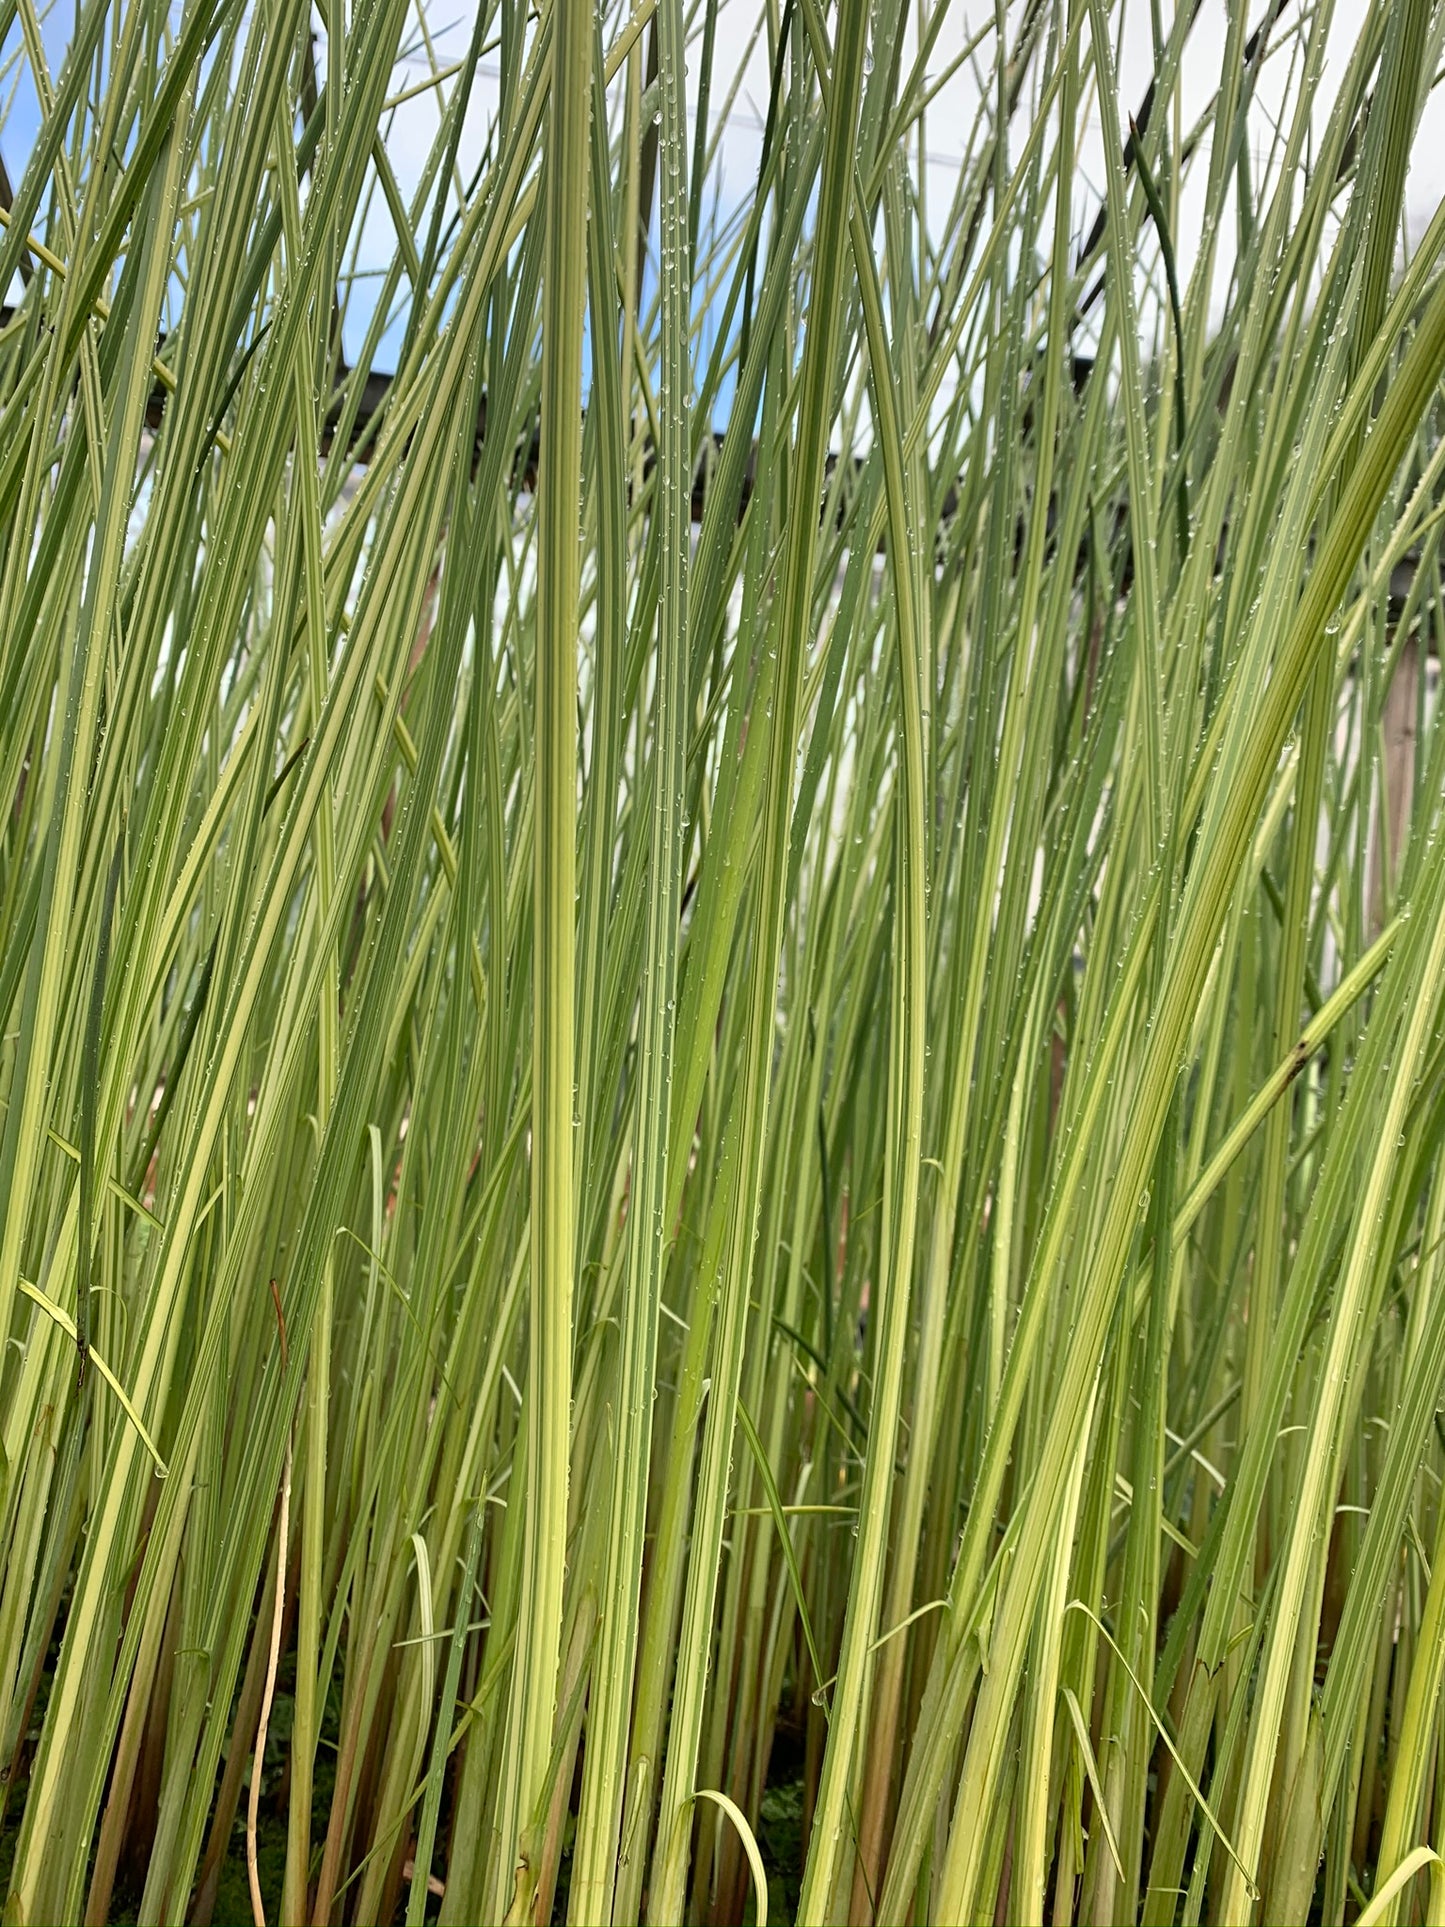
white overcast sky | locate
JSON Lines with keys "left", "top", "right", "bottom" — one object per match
{"left": 363, "top": 0, "right": 1445, "bottom": 353}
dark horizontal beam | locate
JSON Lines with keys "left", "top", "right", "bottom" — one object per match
{"left": 1, "top": 294, "right": 1436, "bottom": 649}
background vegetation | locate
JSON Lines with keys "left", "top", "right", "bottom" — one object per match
{"left": 3, "top": 0, "right": 1445, "bottom": 1919}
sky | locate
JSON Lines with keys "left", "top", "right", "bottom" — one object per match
{"left": 362, "top": 0, "right": 1445, "bottom": 330}
{"left": 3, "top": 0, "right": 1443, "bottom": 376}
